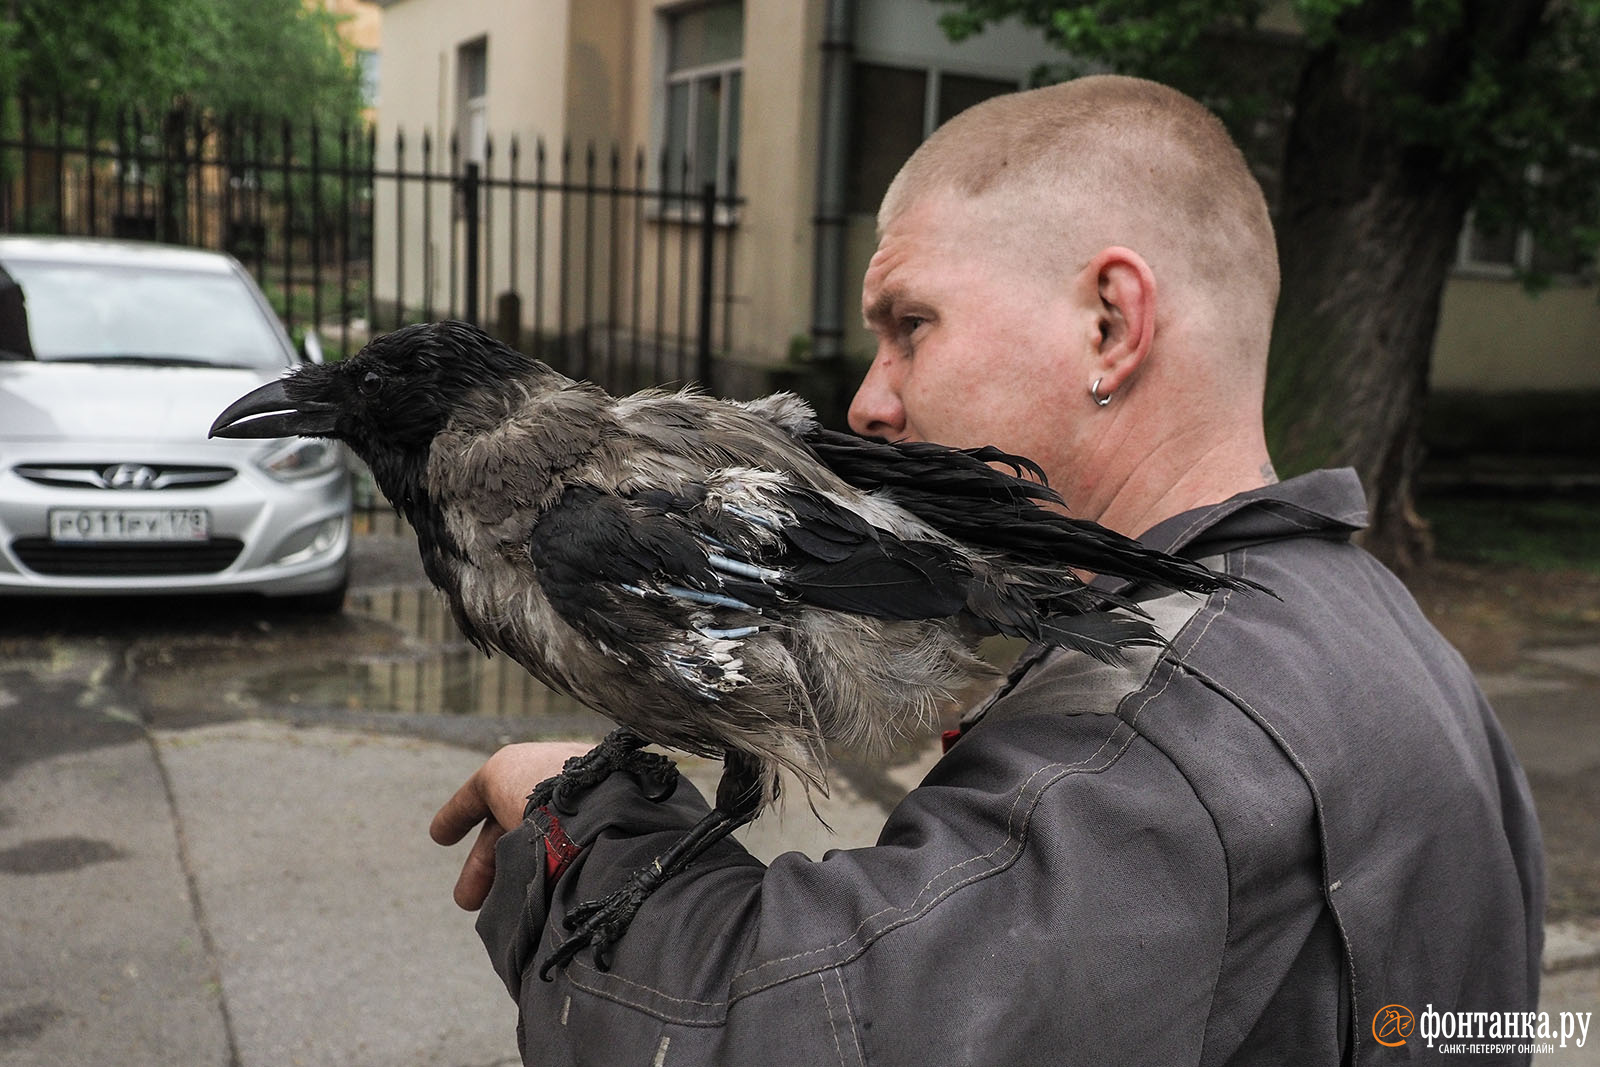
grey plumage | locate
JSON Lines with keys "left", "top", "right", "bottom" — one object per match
{"left": 212, "top": 320, "right": 1253, "bottom": 811}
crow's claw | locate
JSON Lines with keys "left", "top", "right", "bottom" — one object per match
{"left": 524, "top": 728, "right": 679, "bottom": 819}
{"left": 538, "top": 860, "right": 666, "bottom": 980}
{"left": 533, "top": 779, "right": 754, "bottom": 981}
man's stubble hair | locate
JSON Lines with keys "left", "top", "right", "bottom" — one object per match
{"left": 880, "top": 75, "right": 1280, "bottom": 380}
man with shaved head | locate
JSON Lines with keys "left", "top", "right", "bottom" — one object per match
{"left": 854, "top": 75, "right": 1279, "bottom": 532}
{"left": 436, "top": 77, "right": 1542, "bottom": 1065}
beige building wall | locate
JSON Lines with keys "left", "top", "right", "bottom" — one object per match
{"left": 726, "top": 0, "right": 825, "bottom": 366}
{"left": 373, "top": 0, "right": 571, "bottom": 329}
{"left": 322, "top": 0, "right": 382, "bottom": 52}
{"left": 567, "top": 3, "right": 637, "bottom": 152}
{"left": 612, "top": 0, "right": 829, "bottom": 371}
{"left": 571, "top": 0, "right": 828, "bottom": 375}
{"left": 1433, "top": 279, "right": 1600, "bottom": 391}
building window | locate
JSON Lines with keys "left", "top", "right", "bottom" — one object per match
{"left": 663, "top": 2, "right": 743, "bottom": 196}
{"left": 1456, "top": 217, "right": 1590, "bottom": 280}
{"left": 1456, "top": 215, "right": 1524, "bottom": 276}
{"left": 458, "top": 38, "right": 488, "bottom": 166}
{"left": 847, "top": 62, "right": 1018, "bottom": 214}
{"left": 1455, "top": 165, "right": 1594, "bottom": 281}
{"left": 357, "top": 49, "right": 380, "bottom": 109}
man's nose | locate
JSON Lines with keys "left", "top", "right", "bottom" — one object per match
{"left": 847, "top": 351, "right": 907, "bottom": 439}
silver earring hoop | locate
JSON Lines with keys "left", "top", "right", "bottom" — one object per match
{"left": 1090, "top": 378, "right": 1112, "bottom": 406}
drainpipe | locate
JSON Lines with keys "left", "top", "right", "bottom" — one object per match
{"left": 810, "top": 0, "right": 855, "bottom": 386}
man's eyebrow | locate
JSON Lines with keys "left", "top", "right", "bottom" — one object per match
{"left": 862, "top": 287, "right": 902, "bottom": 328}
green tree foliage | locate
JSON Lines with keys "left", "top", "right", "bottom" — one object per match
{"left": 936, "top": 0, "right": 1600, "bottom": 566}
{"left": 0, "top": 0, "right": 363, "bottom": 126}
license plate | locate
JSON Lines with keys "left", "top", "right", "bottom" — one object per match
{"left": 49, "top": 509, "right": 211, "bottom": 542}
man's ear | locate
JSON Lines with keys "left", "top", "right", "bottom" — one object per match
{"left": 1086, "top": 246, "right": 1156, "bottom": 397}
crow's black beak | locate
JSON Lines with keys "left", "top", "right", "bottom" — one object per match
{"left": 209, "top": 378, "right": 339, "bottom": 439}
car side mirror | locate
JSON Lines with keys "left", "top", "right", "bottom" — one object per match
{"left": 300, "top": 330, "right": 325, "bottom": 365}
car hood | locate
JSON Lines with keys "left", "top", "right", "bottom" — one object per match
{"left": 0, "top": 362, "right": 290, "bottom": 444}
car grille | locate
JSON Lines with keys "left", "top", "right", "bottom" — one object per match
{"left": 13, "top": 464, "right": 237, "bottom": 491}
{"left": 11, "top": 538, "right": 246, "bottom": 576}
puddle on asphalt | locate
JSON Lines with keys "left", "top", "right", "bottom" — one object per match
{"left": 240, "top": 585, "right": 605, "bottom": 727}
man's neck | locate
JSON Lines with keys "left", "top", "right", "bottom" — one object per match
{"left": 1067, "top": 433, "right": 1275, "bottom": 541}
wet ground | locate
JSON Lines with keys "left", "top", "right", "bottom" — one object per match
{"left": 0, "top": 532, "right": 602, "bottom": 748}
{"left": 1409, "top": 562, "right": 1600, "bottom": 925}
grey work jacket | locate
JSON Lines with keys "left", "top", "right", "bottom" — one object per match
{"left": 476, "top": 469, "right": 1545, "bottom": 1066}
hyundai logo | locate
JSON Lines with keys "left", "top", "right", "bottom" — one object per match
{"left": 104, "top": 464, "right": 159, "bottom": 490}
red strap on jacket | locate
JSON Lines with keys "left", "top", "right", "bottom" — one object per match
{"left": 534, "top": 806, "right": 582, "bottom": 883}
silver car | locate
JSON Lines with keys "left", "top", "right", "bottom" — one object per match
{"left": 0, "top": 237, "right": 351, "bottom": 611}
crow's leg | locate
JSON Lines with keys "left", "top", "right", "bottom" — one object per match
{"left": 538, "top": 750, "right": 765, "bottom": 979}
{"left": 524, "top": 728, "right": 679, "bottom": 819}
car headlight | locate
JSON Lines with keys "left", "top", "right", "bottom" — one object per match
{"left": 256, "top": 438, "right": 343, "bottom": 481}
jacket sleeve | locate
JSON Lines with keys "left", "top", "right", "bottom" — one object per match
{"left": 475, "top": 705, "right": 1230, "bottom": 1067}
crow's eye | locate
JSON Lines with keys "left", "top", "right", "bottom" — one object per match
{"left": 359, "top": 371, "right": 382, "bottom": 397}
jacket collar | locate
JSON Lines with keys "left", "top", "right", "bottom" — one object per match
{"left": 1139, "top": 467, "right": 1367, "bottom": 556}
{"left": 960, "top": 470, "right": 1368, "bottom": 729}
{"left": 1093, "top": 468, "right": 1368, "bottom": 597}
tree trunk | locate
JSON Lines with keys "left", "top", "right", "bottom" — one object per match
{"left": 1268, "top": 56, "right": 1469, "bottom": 571}
{"left": 1266, "top": 0, "right": 1551, "bottom": 572}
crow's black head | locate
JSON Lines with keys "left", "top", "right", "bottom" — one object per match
{"left": 211, "top": 320, "right": 551, "bottom": 514}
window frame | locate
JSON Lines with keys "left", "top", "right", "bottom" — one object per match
{"left": 654, "top": 2, "right": 744, "bottom": 223}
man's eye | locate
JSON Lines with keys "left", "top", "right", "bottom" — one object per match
{"left": 900, "top": 315, "right": 927, "bottom": 335}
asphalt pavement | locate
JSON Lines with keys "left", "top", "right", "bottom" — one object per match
{"left": 1, "top": 530, "right": 1597, "bottom": 1066}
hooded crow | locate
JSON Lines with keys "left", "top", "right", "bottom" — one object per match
{"left": 212, "top": 319, "right": 1257, "bottom": 972}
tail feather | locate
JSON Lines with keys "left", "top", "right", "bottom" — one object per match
{"left": 1034, "top": 611, "right": 1167, "bottom": 666}
{"left": 805, "top": 428, "right": 1267, "bottom": 598}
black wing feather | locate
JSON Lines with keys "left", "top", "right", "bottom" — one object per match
{"left": 526, "top": 482, "right": 977, "bottom": 636}
{"left": 771, "top": 487, "right": 972, "bottom": 618}
{"left": 803, "top": 427, "right": 1263, "bottom": 597}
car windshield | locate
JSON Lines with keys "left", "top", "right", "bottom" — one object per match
{"left": 0, "top": 256, "right": 291, "bottom": 370}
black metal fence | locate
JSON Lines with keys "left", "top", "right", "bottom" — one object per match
{"left": 0, "top": 98, "right": 745, "bottom": 397}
